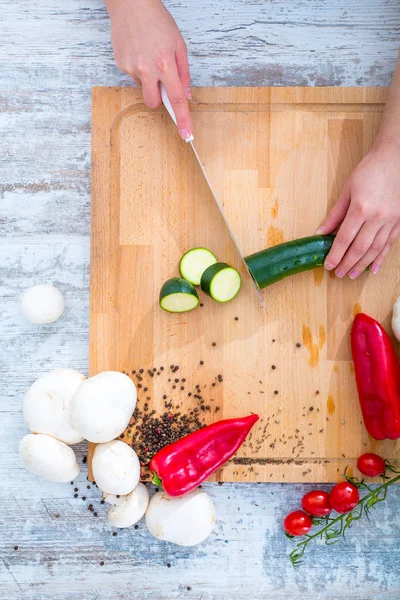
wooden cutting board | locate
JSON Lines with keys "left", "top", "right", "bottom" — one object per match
{"left": 90, "top": 86, "right": 400, "bottom": 483}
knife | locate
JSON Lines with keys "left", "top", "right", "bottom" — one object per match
{"left": 160, "top": 85, "right": 267, "bottom": 314}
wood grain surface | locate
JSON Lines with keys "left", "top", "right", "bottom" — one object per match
{"left": 1, "top": 0, "right": 400, "bottom": 598}
{"left": 90, "top": 86, "right": 399, "bottom": 483}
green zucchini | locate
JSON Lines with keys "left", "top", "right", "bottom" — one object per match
{"left": 244, "top": 235, "right": 335, "bottom": 289}
{"left": 200, "top": 262, "right": 242, "bottom": 302}
{"left": 179, "top": 247, "right": 217, "bottom": 286}
{"left": 159, "top": 277, "right": 199, "bottom": 313}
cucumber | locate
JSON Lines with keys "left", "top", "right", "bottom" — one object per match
{"left": 244, "top": 235, "right": 335, "bottom": 289}
{"left": 159, "top": 277, "right": 199, "bottom": 313}
{"left": 200, "top": 262, "right": 242, "bottom": 302}
{"left": 179, "top": 247, "right": 217, "bottom": 285}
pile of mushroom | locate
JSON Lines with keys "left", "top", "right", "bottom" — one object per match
{"left": 19, "top": 368, "right": 216, "bottom": 545}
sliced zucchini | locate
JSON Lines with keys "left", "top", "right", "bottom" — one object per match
{"left": 245, "top": 235, "right": 335, "bottom": 289}
{"left": 159, "top": 277, "right": 199, "bottom": 313}
{"left": 200, "top": 262, "right": 242, "bottom": 303}
{"left": 179, "top": 247, "right": 218, "bottom": 285}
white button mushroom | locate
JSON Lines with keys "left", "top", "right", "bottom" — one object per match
{"left": 108, "top": 483, "right": 149, "bottom": 528}
{"left": 23, "top": 368, "right": 86, "bottom": 445}
{"left": 145, "top": 489, "right": 216, "bottom": 546}
{"left": 19, "top": 434, "right": 80, "bottom": 482}
{"left": 71, "top": 371, "right": 136, "bottom": 443}
{"left": 92, "top": 440, "right": 140, "bottom": 495}
{"left": 21, "top": 284, "right": 65, "bottom": 324}
{"left": 102, "top": 492, "right": 127, "bottom": 507}
{"left": 392, "top": 296, "right": 400, "bottom": 342}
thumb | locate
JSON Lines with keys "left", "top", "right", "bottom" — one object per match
{"left": 316, "top": 182, "right": 351, "bottom": 234}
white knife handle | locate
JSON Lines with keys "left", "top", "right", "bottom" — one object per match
{"left": 160, "top": 83, "right": 194, "bottom": 143}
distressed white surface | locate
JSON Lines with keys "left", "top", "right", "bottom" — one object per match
{"left": 1, "top": 0, "right": 400, "bottom": 598}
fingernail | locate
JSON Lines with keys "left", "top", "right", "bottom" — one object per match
{"left": 179, "top": 128, "right": 192, "bottom": 140}
{"left": 371, "top": 264, "right": 380, "bottom": 274}
{"left": 335, "top": 270, "right": 345, "bottom": 278}
{"left": 325, "top": 263, "right": 334, "bottom": 271}
{"left": 349, "top": 270, "right": 359, "bottom": 279}
{"left": 185, "top": 88, "right": 192, "bottom": 100}
{"left": 315, "top": 227, "right": 324, "bottom": 234}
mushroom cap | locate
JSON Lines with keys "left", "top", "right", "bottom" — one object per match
{"left": 23, "top": 368, "right": 86, "bottom": 445}
{"left": 92, "top": 440, "right": 140, "bottom": 495}
{"left": 19, "top": 434, "right": 80, "bottom": 482}
{"left": 108, "top": 483, "right": 149, "bottom": 528}
{"left": 71, "top": 371, "right": 136, "bottom": 443}
{"left": 145, "top": 489, "right": 216, "bottom": 546}
{"left": 21, "top": 284, "right": 65, "bottom": 324}
{"left": 102, "top": 492, "right": 128, "bottom": 507}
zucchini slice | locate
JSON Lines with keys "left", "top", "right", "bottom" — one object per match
{"left": 244, "top": 235, "right": 335, "bottom": 289}
{"left": 159, "top": 277, "right": 199, "bottom": 313}
{"left": 200, "top": 262, "right": 242, "bottom": 303}
{"left": 179, "top": 247, "right": 218, "bottom": 285}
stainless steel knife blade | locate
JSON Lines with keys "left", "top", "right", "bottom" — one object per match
{"left": 160, "top": 84, "right": 267, "bottom": 313}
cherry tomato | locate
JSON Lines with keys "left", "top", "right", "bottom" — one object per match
{"left": 301, "top": 490, "right": 331, "bottom": 517}
{"left": 283, "top": 510, "right": 313, "bottom": 536}
{"left": 357, "top": 453, "right": 386, "bottom": 477}
{"left": 329, "top": 482, "right": 359, "bottom": 513}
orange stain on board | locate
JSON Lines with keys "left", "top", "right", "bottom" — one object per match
{"left": 333, "top": 364, "right": 339, "bottom": 373}
{"left": 267, "top": 226, "right": 285, "bottom": 247}
{"left": 349, "top": 363, "right": 355, "bottom": 374}
{"left": 328, "top": 270, "right": 336, "bottom": 280}
{"left": 313, "top": 267, "right": 324, "bottom": 286}
{"left": 327, "top": 395, "right": 336, "bottom": 415}
{"left": 353, "top": 302, "right": 362, "bottom": 316}
{"left": 302, "top": 325, "right": 319, "bottom": 368}
{"left": 319, "top": 325, "right": 326, "bottom": 350}
{"left": 271, "top": 198, "right": 279, "bottom": 219}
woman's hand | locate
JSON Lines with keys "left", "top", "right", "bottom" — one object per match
{"left": 317, "top": 140, "right": 400, "bottom": 278}
{"left": 105, "top": 0, "right": 192, "bottom": 139}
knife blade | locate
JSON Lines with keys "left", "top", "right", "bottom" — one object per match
{"left": 160, "top": 85, "right": 267, "bottom": 314}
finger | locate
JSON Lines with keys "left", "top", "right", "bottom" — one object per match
{"left": 141, "top": 77, "right": 162, "bottom": 109}
{"left": 176, "top": 43, "right": 191, "bottom": 99}
{"left": 324, "top": 207, "right": 364, "bottom": 271}
{"left": 371, "top": 223, "right": 400, "bottom": 274}
{"left": 333, "top": 221, "right": 382, "bottom": 277}
{"left": 346, "top": 225, "right": 391, "bottom": 279}
{"left": 316, "top": 183, "right": 351, "bottom": 235}
{"left": 161, "top": 68, "right": 192, "bottom": 139}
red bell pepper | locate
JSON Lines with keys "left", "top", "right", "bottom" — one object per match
{"left": 150, "top": 413, "right": 259, "bottom": 496}
{"left": 351, "top": 312, "right": 400, "bottom": 440}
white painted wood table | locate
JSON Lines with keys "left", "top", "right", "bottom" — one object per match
{"left": 1, "top": 1, "right": 400, "bottom": 598}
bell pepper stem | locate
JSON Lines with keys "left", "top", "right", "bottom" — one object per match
{"left": 152, "top": 472, "right": 163, "bottom": 488}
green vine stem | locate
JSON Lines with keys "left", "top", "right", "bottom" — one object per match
{"left": 287, "top": 463, "right": 400, "bottom": 566}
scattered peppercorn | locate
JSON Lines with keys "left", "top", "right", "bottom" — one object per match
{"left": 271, "top": 365, "right": 276, "bottom": 370}
{"left": 274, "top": 390, "right": 278, "bottom": 395}
{"left": 93, "top": 512, "right": 98, "bottom": 517}
{"left": 296, "top": 343, "right": 301, "bottom": 348}
{"left": 74, "top": 493, "right": 78, "bottom": 498}
{"left": 200, "top": 361, "right": 204, "bottom": 365}
{"left": 234, "top": 317, "right": 239, "bottom": 321}
{"left": 100, "top": 561, "right": 104, "bottom": 566}
{"left": 134, "top": 524, "right": 139, "bottom": 530}
{"left": 14, "top": 546, "right": 18, "bottom": 551}
{"left": 212, "top": 342, "right": 216, "bottom": 347}
{"left": 82, "top": 456, "right": 87, "bottom": 464}
{"left": 112, "top": 532, "right": 117, "bottom": 537}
